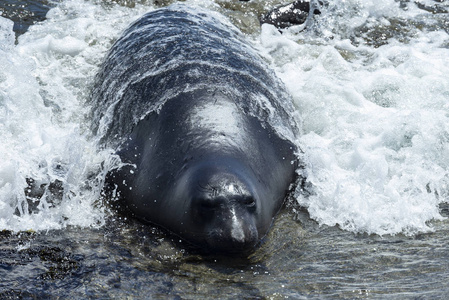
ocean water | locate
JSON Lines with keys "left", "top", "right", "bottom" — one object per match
{"left": 1, "top": 0, "right": 449, "bottom": 298}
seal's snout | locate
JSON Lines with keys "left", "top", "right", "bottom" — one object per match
{"left": 209, "top": 202, "right": 260, "bottom": 253}
{"left": 190, "top": 174, "right": 260, "bottom": 253}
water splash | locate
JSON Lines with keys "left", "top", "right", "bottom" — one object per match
{"left": 258, "top": 0, "right": 449, "bottom": 235}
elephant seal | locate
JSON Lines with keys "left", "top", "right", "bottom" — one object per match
{"left": 91, "top": 4, "right": 300, "bottom": 254}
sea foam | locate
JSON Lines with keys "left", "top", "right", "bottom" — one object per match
{"left": 258, "top": 0, "right": 449, "bottom": 235}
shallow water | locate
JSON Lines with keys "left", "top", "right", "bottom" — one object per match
{"left": 2, "top": 210, "right": 449, "bottom": 298}
{"left": 1, "top": 0, "right": 449, "bottom": 298}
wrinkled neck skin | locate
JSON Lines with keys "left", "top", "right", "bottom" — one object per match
{"left": 112, "top": 90, "right": 298, "bottom": 253}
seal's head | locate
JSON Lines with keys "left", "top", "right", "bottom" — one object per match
{"left": 167, "top": 157, "right": 269, "bottom": 254}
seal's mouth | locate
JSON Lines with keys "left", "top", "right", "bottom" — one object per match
{"left": 199, "top": 215, "right": 260, "bottom": 254}
{"left": 172, "top": 209, "right": 260, "bottom": 255}
{"left": 205, "top": 237, "right": 259, "bottom": 254}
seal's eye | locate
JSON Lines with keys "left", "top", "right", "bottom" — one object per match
{"left": 197, "top": 196, "right": 225, "bottom": 211}
{"left": 242, "top": 196, "right": 256, "bottom": 209}
{"left": 199, "top": 198, "right": 216, "bottom": 210}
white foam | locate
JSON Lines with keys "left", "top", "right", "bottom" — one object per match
{"left": 258, "top": 0, "right": 449, "bottom": 235}
{"left": 0, "top": 0, "right": 151, "bottom": 231}
{"left": 0, "top": 16, "right": 14, "bottom": 50}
